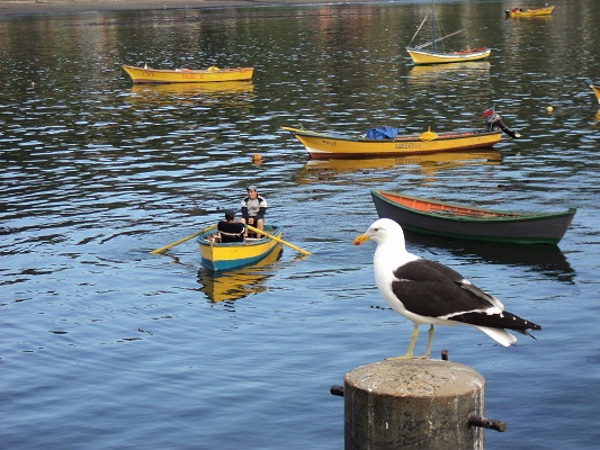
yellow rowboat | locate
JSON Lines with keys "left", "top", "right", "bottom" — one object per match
{"left": 583, "top": 79, "right": 600, "bottom": 105}
{"left": 282, "top": 126, "right": 502, "bottom": 159}
{"left": 198, "top": 224, "right": 283, "bottom": 271}
{"left": 506, "top": 5, "right": 555, "bottom": 18}
{"left": 198, "top": 246, "right": 282, "bottom": 303}
{"left": 122, "top": 64, "right": 254, "bottom": 84}
{"left": 406, "top": 47, "right": 491, "bottom": 65}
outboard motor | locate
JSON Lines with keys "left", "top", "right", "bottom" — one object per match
{"left": 485, "top": 113, "right": 522, "bottom": 139}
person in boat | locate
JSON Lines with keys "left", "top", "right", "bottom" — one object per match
{"left": 482, "top": 109, "right": 522, "bottom": 139}
{"left": 217, "top": 209, "right": 245, "bottom": 243}
{"left": 241, "top": 185, "right": 268, "bottom": 233}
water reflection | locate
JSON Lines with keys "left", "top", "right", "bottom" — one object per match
{"left": 408, "top": 61, "right": 491, "bottom": 85}
{"left": 294, "top": 150, "right": 501, "bottom": 184}
{"left": 197, "top": 246, "right": 283, "bottom": 303}
{"left": 405, "top": 231, "right": 575, "bottom": 284}
{"left": 128, "top": 81, "right": 254, "bottom": 105}
{"left": 131, "top": 81, "right": 254, "bottom": 96}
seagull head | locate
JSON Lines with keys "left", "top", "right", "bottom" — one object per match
{"left": 353, "top": 218, "right": 407, "bottom": 249}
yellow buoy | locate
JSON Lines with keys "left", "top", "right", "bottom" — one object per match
{"left": 252, "top": 153, "right": 262, "bottom": 164}
{"left": 546, "top": 106, "right": 554, "bottom": 113}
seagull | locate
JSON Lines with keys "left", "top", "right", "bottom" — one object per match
{"left": 353, "top": 218, "right": 541, "bottom": 359}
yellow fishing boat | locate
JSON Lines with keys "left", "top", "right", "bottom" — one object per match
{"left": 122, "top": 64, "right": 254, "bottom": 84}
{"left": 282, "top": 126, "right": 502, "bottom": 159}
{"left": 505, "top": 5, "right": 555, "bottom": 18}
{"left": 198, "top": 224, "right": 282, "bottom": 271}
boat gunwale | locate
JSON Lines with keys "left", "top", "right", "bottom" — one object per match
{"left": 282, "top": 126, "right": 501, "bottom": 143}
{"left": 374, "top": 190, "right": 577, "bottom": 223}
{"left": 122, "top": 64, "right": 254, "bottom": 75}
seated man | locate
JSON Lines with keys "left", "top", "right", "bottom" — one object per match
{"left": 217, "top": 210, "right": 245, "bottom": 243}
{"left": 240, "top": 185, "right": 267, "bottom": 234}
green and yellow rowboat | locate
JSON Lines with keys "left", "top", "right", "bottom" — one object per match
{"left": 198, "top": 246, "right": 283, "bottom": 302}
{"left": 198, "top": 225, "right": 283, "bottom": 272}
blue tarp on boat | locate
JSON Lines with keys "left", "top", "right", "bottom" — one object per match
{"left": 366, "top": 126, "right": 398, "bottom": 140}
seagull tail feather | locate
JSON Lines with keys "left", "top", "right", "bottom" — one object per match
{"left": 472, "top": 326, "right": 517, "bottom": 347}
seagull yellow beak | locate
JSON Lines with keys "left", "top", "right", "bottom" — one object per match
{"left": 353, "top": 233, "right": 370, "bottom": 246}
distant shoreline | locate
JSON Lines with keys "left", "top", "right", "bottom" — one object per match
{"left": 0, "top": 0, "right": 369, "bottom": 17}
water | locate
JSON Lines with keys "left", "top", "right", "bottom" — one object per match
{"left": 1, "top": 1, "right": 600, "bottom": 448}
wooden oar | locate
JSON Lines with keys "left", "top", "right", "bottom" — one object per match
{"left": 149, "top": 224, "right": 217, "bottom": 255}
{"left": 246, "top": 225, "right": 310, "bottom": 256}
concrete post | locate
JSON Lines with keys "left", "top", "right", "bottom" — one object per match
{"left": 343, "top": 359, "right": 489, "bottom": 450}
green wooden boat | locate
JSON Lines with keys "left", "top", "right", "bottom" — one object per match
{"left": 371, "top": 190, "right": 575, "bottom": 245}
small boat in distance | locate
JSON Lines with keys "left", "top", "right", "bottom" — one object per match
{"left": 406, "top": 47, "right": 491, "bottom": 66}
{"left": 122, "top": 64, "right": 254, "bottom": 84}
{"left": 505, "top": 5, "right": 555, "bottom": 18}
{"left": 282, "top": 126, "right": 502, "bottom": 159}
{"left": 370, "top": 190, "right": 576, "bottom": 245}
{"left": 406, "top": 1, "right": 490, "bottom": 65}
{"left": 198, "top": 224, "right": 283, "bottom": 271}
{"left": 583, "top": 78, "right": 600, "bottom": 105}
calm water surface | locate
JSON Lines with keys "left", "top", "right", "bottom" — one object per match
{"left": 1, "top": 1, "right": 600, "bottom": 449}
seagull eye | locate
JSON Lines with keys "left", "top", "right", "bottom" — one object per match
{"left": 373, "top": 228, "right": 379, "bottom": 232}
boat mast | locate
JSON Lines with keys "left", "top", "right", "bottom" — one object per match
{"left": 431, "top": 0, "right": 436, "bottom": 52}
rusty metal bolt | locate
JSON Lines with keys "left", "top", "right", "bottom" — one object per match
{"left": 468, "top": 414, "right": 507, "bottom": 432}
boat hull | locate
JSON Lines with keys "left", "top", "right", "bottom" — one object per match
{"left": 122, "top": 65, "right": 254, "bottom": 84}
{"left": 507, "top": 5, "right": 555, "bottom": 18}
{"left": 371, "top": 190, "right": 575, "bottom": 245}
{"left": 198, "top": 246, "right": 283, "bottom": 302}
{"left": 198, "top": 225, "right": 283, "bottom": 271}
{"left": 406, "top": 47, "right": 491, "bottom": 65}
{"left": 282, "top": 127, "right": 502, "bottom": 159}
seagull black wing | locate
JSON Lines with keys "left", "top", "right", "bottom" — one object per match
{"left": 391, "top": 259, "right": 501, "bottom": 318}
